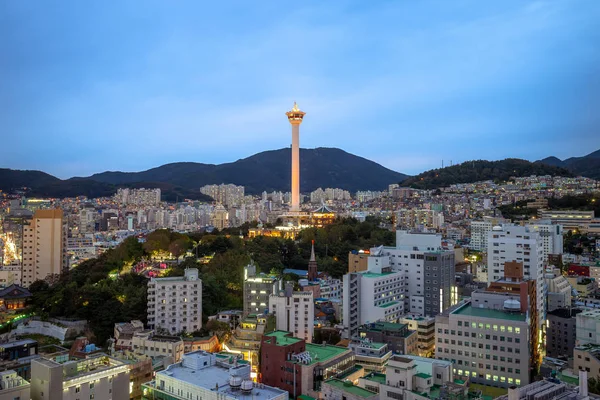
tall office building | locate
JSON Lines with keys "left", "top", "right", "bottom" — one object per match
{"left": 487, "top": 224, "right": 545, "bottom": 333}
{"left": 435, "top": 300, "right": 531, "bottom": 388}
{"left": 147, "top": 268, "right": 202, "bottom": 334}
{"left": 286, "top": 102, "right": 305, "bottom": 213}
{"left": 21, "top": 209, "right": 67, "bottom": 287}
{"left": 269, "top": 283, "right": 314, "bottom": 342}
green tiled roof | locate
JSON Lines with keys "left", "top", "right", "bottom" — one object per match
{"left": 305, "top": 343, "right": 350, "bottom": 365}
{"left": 416, "top": 373, "right": 432, "bottom": 379}
{"left": 452, "top": 304, "right": 527, "bottom": 322}
{"left": 362, "top": 272, "right": 395, "bottom": 278}
{"left": 324, "top": 379, "right": 378, "bottom": 398}
{"left": 362, "top": 372, "right": 386, "bottom": 384}
{"left": 264, "top": 330, "right": 303, "bottom": 346}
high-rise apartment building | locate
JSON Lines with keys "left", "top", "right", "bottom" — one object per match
{"left": 396, "top": 209, "right": 443, "bottom": 231}
{"left": 342, "top": 256, "right": 404, "bottom": 339}
{"left": 487, "top": 224, "right": 546, "bottom": 331}
{"left": 22, "top": 209, "right": 67, "bottom": 287}
{"left": 528, "top": 221, "right": 563, "bottom": 262}
{"left": 200, "top": 184, "right": 245, "bottom": 207}
{"left": 269, "top": 284, "right": 314, "bottom": 342}
{"left": 147, "top": 268, "right": 202, "bottom": 334}
{"left": 470, "top": 216, "right": 509, "bottom": 251}
{"left": 210, "top": 204, "right": 229, "bottom": 230}
{"left": 115, "top": 188, "right": 161, "bottom": 206}
{"left": 243, "top": 262, "right": 280, "bottom": 317}
{"left": 372, "top": 231, "right": 457, "bottom": 316}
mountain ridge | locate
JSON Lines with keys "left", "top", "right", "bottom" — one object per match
{"left": 535, "top": 149, "right": 600, "bottom": 179}
{"left": 0, "top": 147, "right": 409, "bottom": 197}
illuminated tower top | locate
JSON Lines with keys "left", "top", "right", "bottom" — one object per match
{"left": 286, "top": 102, "right": 306, "bottom": 125}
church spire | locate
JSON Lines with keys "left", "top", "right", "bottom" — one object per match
{"left": 308, "top": 240, "right": 318, "bottom": 281}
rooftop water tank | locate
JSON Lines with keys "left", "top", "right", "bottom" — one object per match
{"left": 241, "top": 380, "right": 253, "bottom": 393}
{"left": 492, "top": 226, "right": 503, "bottom": 231}
{"left": 230, "top": 376, "right": 242, "bottom": 390}
{"left": 503, "top": 299, "right": 521, "bottom": 312}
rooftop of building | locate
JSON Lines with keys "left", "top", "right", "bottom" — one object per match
{"left": 577, "top": 309, "right": 600, "bottom": 319}
{"left": 0, "top": 339, "right": 37, "bottom": 349}
{"left": 263, "top": 330, "right": 304, "bottom": 346}
{"left": 361, "top": 371, "right": 386, "bottom": 385}
{"left": 415, "top": 372, "right": 432, "bottom": 379}
{"left": 359, "top": 321, "right": 411, "bottom": 334}
{"left": 34, "top": 354, "right": 127, "bottom": 380}
{"left": 154, "top": 351, "right": 285, "bottom": 400}
{"left": 361, "top": 272, "right": 396, "bottom": 278}
{"left": 304, "top": 343, "right": 351, "bottom": 366}
{"left": 324, "top": 379, "right": 378, "bottom": 398}
{"left": 411, "top": 384, "right": 442, "bottom": 399}
{"left": 548, "top": 308, "right": 583, "bottom": 319}
{"left": 452, "top": 303, "right": 527, "bottom": 322}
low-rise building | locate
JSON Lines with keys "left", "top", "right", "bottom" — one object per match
{"left": 142, "top": 350, "right": 287, "bottom": 400}
{"left": 398, "top": 316, "right": 436, "bottom": 357}
{"left": 0, "top": 370, "right": 30, "bottom": 400}
{"left": 574, "top": 344, "right": 600, "bottom": 381}
{"left": 182, "top": 335, "right": 220, "bottom": 353}
{"left": 131, "top": 332, "right": 184, "bottom": 364}
{"left": 576, "top": 309, "right": 600, "bottom": 346}
{"left": 322, "top": 379, "right": 378, "bottom": 400}
{"left": 0, "top": 339, "right": 39, "bottom": 379}
{"left": 114, "top": 320, "right": 145, "bottom": 349}
{"left": 348, "top": 337, "right": 392, "bottom": 373}
{"left": 358, "top": 322, "right": 418, "bottom": 356}
{"left": 30, "top": 353, "right": 129, "bottom": 400}
{"left": 545, "top": 269, "right": 573, "bottom": 312}
{"left": 360, "top": 355, "right": 465, "bottom": 400}
{"left": 260, "top": 331, "right": 355, "bottom": 398}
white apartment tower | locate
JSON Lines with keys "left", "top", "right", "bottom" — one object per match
{"left": 147, "top": 268, "right": 202, "bottom": 334}
{"left": 487, "top": 224, "right": 546, "bottom": 330}
{"left": 269, "top": 283, "right": 315, "bottom": 342}
{"left": 528, "top": 221, "right": 563, "bottom": 262}
{"left": 364, "top": 231, "right": 457, "bottom": 317}
{"left": 470, "top": 216, "right": 509, "bottom": 251}
{"left": 22, "top": 209, "right": 67, "bottom": 287}
{"left": 342, "top": 250, "right": 405, "bottom": 339}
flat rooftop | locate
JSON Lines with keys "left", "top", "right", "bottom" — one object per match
{"left": 452, "top": 304, "right": 527, "bottom": 322}
{"left": 156, "top": 352, "right": 285, "bottom": 400}
{"left": 324, "top": 379, "right": 377, "bottom": 398}
{"left": 0, "top": 339, "right": 37, "bottom": 349}
{"left": 362, "top": 372, "right": 385, "bottom": 385}
{"left": 361, "top": 322, "right": 408, "bottom": 332}
{"left": 264, "top": 330, "right": 303, "bottom": 346}
{"left": 305, "top": 343, "right": 350, "bottom": 366}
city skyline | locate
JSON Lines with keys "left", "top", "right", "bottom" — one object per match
{"left": 2, "top": 1, "right": 600, "bottom": 178}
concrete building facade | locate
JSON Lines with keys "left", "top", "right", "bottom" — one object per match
{"left": 22, "top": 209, "right": 67, "bottom": 287}
{"left": 269, "top": 284, "right": 314, "bottom": 342}
{"left": 147, "top": 268, "right": 202, "bottom": 334}
{"left": 435, "top": 301, "right": 531, "bottom": 388}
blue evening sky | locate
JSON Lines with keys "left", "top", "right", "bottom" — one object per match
{"left": 1, "top": 1, "right": 599, "bottom": 178}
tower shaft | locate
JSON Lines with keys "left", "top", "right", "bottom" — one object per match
{"left": 291, "top": 123, "right": 300, "bottom": 212}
